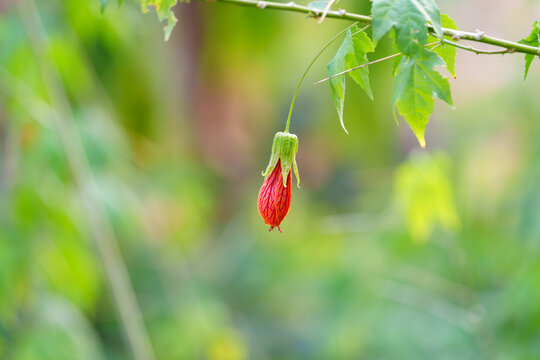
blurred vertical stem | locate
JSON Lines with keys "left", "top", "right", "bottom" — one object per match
{"left": 16, "top": 1, "right": 156, "bottom": 360}
{"left": 0, "top": 100, "right": 12, "bottom": 227}
{"left": 0, "top": 101, "right": 8, "bottom": 201}
{"left": 284, "top": 21, "right": 363, "bottom": 133}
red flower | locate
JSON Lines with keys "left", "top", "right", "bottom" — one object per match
{"left": 258, "top": 131, "right": 299, "bottom": 232}
{"left": 258, "top": 159, "right": 292, "bottom": 232}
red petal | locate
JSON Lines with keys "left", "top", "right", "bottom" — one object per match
{"left": 257, "top": 159, "right": 292, "bottom": 231}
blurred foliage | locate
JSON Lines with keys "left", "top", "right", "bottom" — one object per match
{"left": 0, "top": 0, "right": 540, "bottom": 359}
{"left": 394, "top": 152, "right": 459, "bottom": 242}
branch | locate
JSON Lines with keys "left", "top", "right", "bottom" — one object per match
{"left": 193, "top": 0, "right": 540, "bottom": 57}
{"left": 443, "top": 38, "right": 513, "bottom": 55}
{"left": 199, "top": 0, "right": 371, "bottom": 23}
{"left": 439, "top": 28, "right": 530, "bottom": 54}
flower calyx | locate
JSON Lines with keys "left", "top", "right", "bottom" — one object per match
{"left": 261, "top": 131, "right": 300, "bottom": 188}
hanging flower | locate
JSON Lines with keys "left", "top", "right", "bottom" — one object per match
{"left": 257, "top": 132, "right": 300, "bottom": 232}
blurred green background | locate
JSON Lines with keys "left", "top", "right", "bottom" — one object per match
{"left": 1, "top": 0, "right": 540, "bottom": 359}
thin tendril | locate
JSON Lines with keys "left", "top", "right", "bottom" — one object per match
{"left": 284, "top": 23, "right": 370, "bottom": 133}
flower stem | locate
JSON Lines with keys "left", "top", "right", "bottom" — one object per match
{"left": 284, "top": 22, "right": 367, "bottom": 133}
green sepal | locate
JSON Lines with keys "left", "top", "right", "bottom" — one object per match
{"left": 262, "top": 132, "right": 300, "bottom": 188}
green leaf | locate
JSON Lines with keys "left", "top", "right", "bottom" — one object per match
{"left": 389, "top": 29, "right": 402, "bottom": 76}
{"left": 141, "top": 0, "right": 179, "bottom": 41}
{"left": 519, "top": 19, "right": 540, "bottom": 80}
{"left": 347, "top": 30, "right": 375, "bottom": 98}
{"left": 428, "top": 13, "right": 457, "bottom": 78}
{"left": 328, "top": 58, "right": 347, "bottom": 133}
{"left": 392, "top": 49, "right": 453, "bottom": 147}
{"left": 391, "top": 14, "right": 456, "bottom": 78}
{"left": 371, "top": 0, "right": 442, "bottom": 55}
{"left": 327, "top": 26, "right": 375, "bottom": 133}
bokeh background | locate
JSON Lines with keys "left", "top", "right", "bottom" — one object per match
{"left": 1, "top": 0, "right": 540, "bottom": 359}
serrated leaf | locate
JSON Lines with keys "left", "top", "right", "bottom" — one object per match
{"left": 347, "top": 30, "right": 375, "bottom": 99}
{"left": 519, "top": 19, "right": 540, "bottom": 80}
{"left": 391, "top": 14, "right": 456, "bottom": 78}
{"left": 327, "top": 26, "right": 375, "bottom": 133}
{"left": 141, "top": 0, "right": 179, "bottom": 41}
{"left": 392, "top": 50, "right": 453, "bottom": 147}
{"left": 371, "top": 0, "right": 442, "bottom": 56}
{"left": 428, "top": 13, "right": 457, "bottom": 78}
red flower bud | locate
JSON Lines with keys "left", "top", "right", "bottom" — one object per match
{"left": 258, "top": 159, "right": 292, "bottom": 232}
{"left": 258, "top": 132, "right": 300, "bottom": 232}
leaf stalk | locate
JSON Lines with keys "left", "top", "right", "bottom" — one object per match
{"left": 284, "top": 22, "right": 366, "bottom": 132}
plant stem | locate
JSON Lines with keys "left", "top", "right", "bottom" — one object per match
{"left": 214, "top": 0, "right": 371, "bottom": 22}
{"left": 194, "top": 0, "right": 540, "bottom": 57}
{"left": 284, "top": 22, "right": 364, "bottom": 133}
{"left": 314, "top": 42, "right": 441, "bottom": 85}
{"left": 442, "top": 38, "right": 513, "bottom": 55}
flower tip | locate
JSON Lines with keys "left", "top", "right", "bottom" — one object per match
{"left": 268, "top": 225, "right": 283, "bottom": 233}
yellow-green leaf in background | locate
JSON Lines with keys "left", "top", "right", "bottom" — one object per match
{"left": 394, "top": 152, "right": 459, "bottom": 243}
